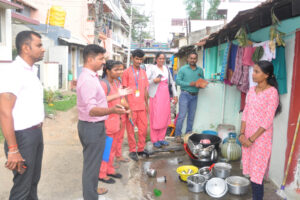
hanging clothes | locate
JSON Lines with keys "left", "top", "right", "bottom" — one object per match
{"left": 242, "top": 46, "right": 256, "bottom": 66}
{"left": 272, "top": 46, "right": 287, "bottom": 94}
{"left": 231, "top": 47, "right": 244, "bottom": 85}
{"left": 253, "top": 41, "right": 276, "bottom": 61}
{"left": 204, "top": 46, "right": 218, "bottom": 79}
{"left": 228, "top": 44, "right": 239, "bottom": 71}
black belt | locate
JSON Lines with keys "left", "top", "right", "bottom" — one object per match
{"left": 183, "top": 90, "right": 198, "bottom": 96}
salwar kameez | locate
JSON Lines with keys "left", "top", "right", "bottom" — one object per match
{"left": 149, "top": 80, "right": 171, "bottom": 143}
{"left": 241, "top": 86, "right": 279, "bottom": 184}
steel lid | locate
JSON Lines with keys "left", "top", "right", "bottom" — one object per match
{"left": 205, "top": 177, "right": 228, "bottom": 198}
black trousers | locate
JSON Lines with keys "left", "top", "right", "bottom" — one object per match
{"left": 4, "top": 127, "right": 43, "bottom": 200}
{"left": 251, "top": 181, "right": 264, "bottom": 200}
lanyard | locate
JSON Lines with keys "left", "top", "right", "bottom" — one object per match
{"left": 131, "top": 66, "right": 139, "bottom": 90}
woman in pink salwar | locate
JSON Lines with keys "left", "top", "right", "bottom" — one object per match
{"left": 147, "top": 52, "right": 178, "bottom": 148}
{"left": 239, "top": 61, "right": 281, "bottom": 200}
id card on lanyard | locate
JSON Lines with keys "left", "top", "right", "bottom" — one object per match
{"left": 131, "top": 66, "right": 140, "bottom": 97}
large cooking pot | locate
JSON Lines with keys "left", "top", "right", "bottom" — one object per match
{"left": 184, "top": 144, "right": 216, "bottom": 168}
{"left": 213, "top": 162, "right": 232, "bottom": 179}
{"left": 225, "top": 176, "right": 250, "bottom": 195}
{"left": 187, "top": 174, "right": 206, "bottom": 193}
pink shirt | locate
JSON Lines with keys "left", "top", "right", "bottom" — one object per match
{"left": 77, "top": 68, "right": 108, "bottom": 122}
{"left": 122, "top": 66, "right": 149, "bottom": 111}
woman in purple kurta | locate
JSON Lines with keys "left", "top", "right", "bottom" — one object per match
{"left": 239, "top": 61, "right": 281, "bottom": 200}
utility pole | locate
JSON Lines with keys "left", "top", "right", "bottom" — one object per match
{"left": 94, "top": 0, "right": 104, "bottom": 44}
{"left": 126, "top": 4, "right": 133, "bottom": 68}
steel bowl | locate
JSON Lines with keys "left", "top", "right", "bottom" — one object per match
{"left": 213, "top": 162, "right": 232, "bottom": 179}
{"left": 225, "top": 176, "right": 250, "bottom": 195}
{"left": 187, "top": 174, "right": 207, "bottom": 193}
{"left": 198, "top": 166, "right": 212, "bottom": 180}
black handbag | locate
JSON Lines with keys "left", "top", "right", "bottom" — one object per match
{"left": 167, "top": 68, "right": 174, "bottom": 98}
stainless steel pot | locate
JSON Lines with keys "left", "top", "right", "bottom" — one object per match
{"left": 225, "top": 176, "right": 250, "bottom": 195}
{"left": 213, "top": 162, "right": 232, "bottom": 179}
{"left": 198, "top": 166, "right": 212, "bottom": 180}
{"left": 187, "top": 174, "right": 206, "bottom": 193}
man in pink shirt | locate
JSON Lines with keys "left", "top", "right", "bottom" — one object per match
{"left": 77, "top": 44, "right": 126, "bottom": 199}
{"left": 122, "top": 49, "right": 149, "bottom": 161}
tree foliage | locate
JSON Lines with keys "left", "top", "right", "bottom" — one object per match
{"left": 185, "top": 0, "right": 203, "bottom": 20}
{"left": 126, "top": 7, "right": 151, "bottom": 41}
{"left": 206, "top": 0, "right": 225, "bottom": 20}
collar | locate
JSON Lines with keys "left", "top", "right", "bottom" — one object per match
{"left": 82, "top": 67, "right": 98, "bottom": 77}
{"left": 15, "top": 56, "right": 34, "bottom": 71}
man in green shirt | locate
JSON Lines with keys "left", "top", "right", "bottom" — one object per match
{"left": 175, "top": 52, "right": 204, "bottom": 142}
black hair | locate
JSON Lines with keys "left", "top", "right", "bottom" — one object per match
{"left": 102, "top": 60, "right": 119, "bottom": 78}
{"left": 83, "top": 44, "right": 106, "bottom": 63}
{"left": 187, "top": 51, "right": 198, "bottom": 58}
{"left": 16, "top": 31, "right": 42, "bottom": 54}
{"left": 114, "top": 61, "right": 125, "bottom": 68}
{"left": 154, "top": 52, "right": 166, "bottom": 64}
{"left": 256, "top": 60, "right": 282, "bottom": 116}
{"left": 132, "top": 49, "right": 145, "bottom": 58}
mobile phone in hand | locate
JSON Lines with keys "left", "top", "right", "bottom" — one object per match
{"left": 156, "top": 74, "right": 163, "bottom": 78}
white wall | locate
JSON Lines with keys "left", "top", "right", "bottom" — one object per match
{"left": 0, "top": 9, "right": 12, "bottom": 61}
{"left": 40, "top": 63, "right": 60, "bottom": 90}
{"left": 269, "top": 35, "right": 296, "bottom": 187}
{"left": 49, "top": 46, "right": 69, "bottom": 90}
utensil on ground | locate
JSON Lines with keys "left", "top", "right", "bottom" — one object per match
{"left": 225, "top": 176, "right": 250, "bottom": 195}
{"left": 187, "top": 174, "right": 207, "bottom": 193}
{"left": 206, "top": 177, "right": 228, "bottom": 198}
{"left": 176, "top": 165, "right": 198, "bottom": 181}
{"left": 213, "top": 162, "right": 232, "bottom": 179}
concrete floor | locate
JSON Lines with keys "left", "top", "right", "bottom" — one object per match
{"left": 137, "top": 144, "right": 281, "bottom": 200}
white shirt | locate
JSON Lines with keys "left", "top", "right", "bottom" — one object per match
{"left": 0, "top": 56, "right": 44, "bottom": 131}
{"left": 146, "top": 64, "right": 177, "bottom": 98}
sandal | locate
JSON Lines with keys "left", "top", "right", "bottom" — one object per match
{"left": 97, "top": 187, "right": 108, "bottom": 195}
{"left": 116, "top": 156, "right": 130, "bottom": 163}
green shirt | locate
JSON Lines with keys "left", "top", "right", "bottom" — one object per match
{"left": 176, "top": 64, "right": 204, "bottom": 93}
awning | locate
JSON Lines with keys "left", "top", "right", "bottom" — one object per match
{"left": 0, "top": 0, "right": 23, "bottom": 9}
{"left": 58, "top": 36, "right": 87, "bottom": 47}
{"left": 12, "top": 12, "right": 39, "bottom": 25}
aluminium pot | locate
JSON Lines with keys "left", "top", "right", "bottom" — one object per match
{"left": 187, "top": 174, "right": 206, "bottom": 193}
{"left": 213, "top": 162, "right": 232, "bottom": 179}
{"left": 225, "top": 176, "right": 250, "bottom": 195}
{"left": 198, "top": 166, "right": 212, "bottom": 180}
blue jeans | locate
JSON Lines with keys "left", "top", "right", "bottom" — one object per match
{"left": 175, "top": 91, "right": 198, "bottom": 136}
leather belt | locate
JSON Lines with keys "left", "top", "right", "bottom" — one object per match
{"left": 27, "top": 123, "right": 43, "bottom": 130}
{"left": 183, "top": 90, "right": 198, "bottom": 96}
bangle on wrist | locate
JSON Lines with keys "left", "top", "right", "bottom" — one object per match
{"left": 8, "top": 149, "right": 19, "bottom": 154}
{"left": 248, "top": 137, "right": 254, "bottom": 143}
{"left": 8, "top": 145, "right": 18, "bottom": 149}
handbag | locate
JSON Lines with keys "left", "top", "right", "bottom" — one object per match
{"left": 167, "top": 67, "right": 174, "bottom": 98}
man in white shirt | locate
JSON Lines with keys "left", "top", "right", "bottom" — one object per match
{"left": 0, "top": 31, "right": 45, "bottom": 200}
